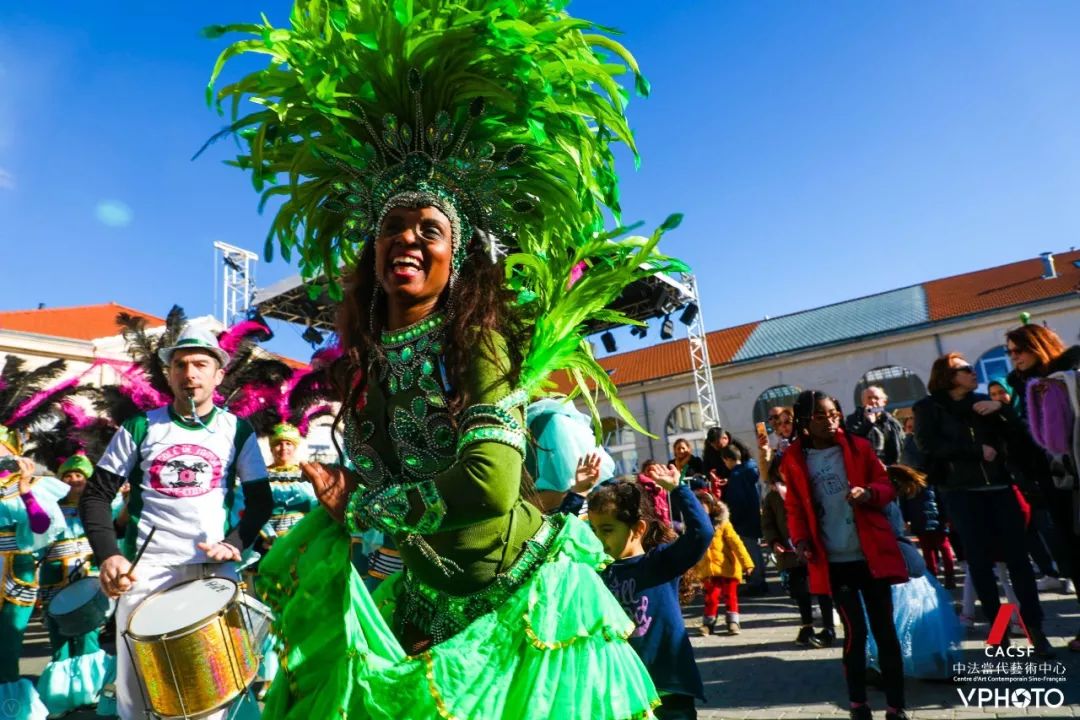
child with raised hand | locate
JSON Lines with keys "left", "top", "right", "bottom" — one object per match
{"left": 588, "top": 465, "right": 714, "bottom": 720}
{"left": 557, "top": 451, "right": 605, "bottom": 517}
{"left": 692, "top": 493, "right": 754, "bottom": 635}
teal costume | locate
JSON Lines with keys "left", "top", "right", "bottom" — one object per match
{"left": 0, "top": 474, "right": 68, "bottom": 720}
{"left": 262, "top": 465, "right": 318, "bottom": 544}
{"left": 36, "top": 501, "right": 110, "bottom": 717}
{"left": 256, "top": 463, "right": 319, "bottom": 685}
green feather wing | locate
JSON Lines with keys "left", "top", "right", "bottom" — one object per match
{"left": 509, "top": 214, "right": 688, "bottom": 439}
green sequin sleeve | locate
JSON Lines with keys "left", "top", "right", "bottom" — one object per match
{"left": 434, "top": 333, "right": 526, "bottom": 532}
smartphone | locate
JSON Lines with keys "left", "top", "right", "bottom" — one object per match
{"left": 755, "top": 421, "right": 768, "bottom": 443}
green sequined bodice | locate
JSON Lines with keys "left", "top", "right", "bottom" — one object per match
{"left": 342, "top": 312, "right": 543, "bottom": 596}
{"left": 344, "top": 312, "right": 455, "bottom": 489}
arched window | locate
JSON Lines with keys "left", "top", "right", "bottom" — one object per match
{"left": 665, "top": 402, "right": 706, "bottom": 459}
{"left": 752, "top": 384, "right": 803, "bottom": 425}
{"left": 853, "top": 366, "right": 927, "bottom": 411}
{"left": 974, "top": 346, "right": 1012, "bottom": 393}
{"left": 601, "top": 417, "right": 639, "bottom": 477}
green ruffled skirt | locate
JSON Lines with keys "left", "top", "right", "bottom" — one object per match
{"left": 257, "top": 509, "right": 658, "bottom": 720}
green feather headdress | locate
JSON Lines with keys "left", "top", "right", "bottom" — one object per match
{"left": 206, "top": 0, "right": 687, "bottom": 435}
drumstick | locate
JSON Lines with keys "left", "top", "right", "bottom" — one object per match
{"left": 124, "top": 525, "right": 157, "bottom": 580}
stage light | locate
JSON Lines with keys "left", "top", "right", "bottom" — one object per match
{"left": 679, "top": 303, "right": 699, "bottom": 326}
{"left": 302, "top": 325, "right": 324, "bottom": 347}
{"left": 244, "top": 310, "right": 273, "bottom": 340}
{"left": 660, "top": 315, "right": 674, "bottom": 340}
{"left": 601, "top": 331, "right": 617, "bottom": 353}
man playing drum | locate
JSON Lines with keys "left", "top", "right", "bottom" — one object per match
{"left": 80, "top": 325, "right": 273, "bottom": 719}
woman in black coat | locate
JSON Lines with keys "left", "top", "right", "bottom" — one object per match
{"left": 914, "top": 352, "right": 1054, "bottom": 656}
{"left": 1005, "top": 323, "right": 1080, "bottom": 651}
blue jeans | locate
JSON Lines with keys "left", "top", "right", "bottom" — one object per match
{"left": 946, "top": 488, "right": 1043, "bottom": 631}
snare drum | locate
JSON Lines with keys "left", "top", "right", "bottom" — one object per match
{"left": 47, "top": 576, "right": 115, "bottom": 637}
{"left": 125, "top": 577, "right": 259, "bottom": 719}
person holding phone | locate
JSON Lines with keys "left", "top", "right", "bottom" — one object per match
{"left": 758, "top": 407, "right": 796, "bottom": 471}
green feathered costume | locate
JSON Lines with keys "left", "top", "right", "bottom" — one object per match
{"left": 208, "top": 1, "right": 686, "bottom": 718}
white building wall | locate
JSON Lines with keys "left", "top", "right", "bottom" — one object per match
{"left": 585, "top": 297, "right": 1080, "bottom": 470}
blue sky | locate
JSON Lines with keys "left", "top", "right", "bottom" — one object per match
{"left": 3, "top": 2, "right": 1080, "bottom": 362}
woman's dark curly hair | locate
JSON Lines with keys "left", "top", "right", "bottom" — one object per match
{"left": 335, "top": 228, "right": 528, "bottom": 418}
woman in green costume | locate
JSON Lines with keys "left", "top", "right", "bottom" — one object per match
{"left": 209, "top": 1, "right": 687, "bottom": 717}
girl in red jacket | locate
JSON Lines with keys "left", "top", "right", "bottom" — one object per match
{"left": 780, "top": 391, "right": 909, "bottom": 720}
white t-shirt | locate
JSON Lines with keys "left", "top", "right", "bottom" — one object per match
{"left": 97, "top": 406, "right": 268, "bottom": 566}
{"left": 805, "top": 445, "right": 864, "bottom": 562}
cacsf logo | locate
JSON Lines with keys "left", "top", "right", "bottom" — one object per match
{"left": 954, "top": 603, "right": 1066, "bottom": 710}
{"left": 985, "top": 602, "right": 1029, "bottom": 650}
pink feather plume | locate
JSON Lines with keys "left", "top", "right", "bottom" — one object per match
{"left": 7, "top": 374, "right": 82, "bottom": 425}
{"left": 218, "top": 319, "right": 273, "bottom": 354}
{"left": 61, "top": 399, "right": 96, "bottom": 429}
{"left": 297, "top": 403, "right": 333, "bottom": 437}
{"left": 230, "top": 384, "right": 281, "bottom": 419}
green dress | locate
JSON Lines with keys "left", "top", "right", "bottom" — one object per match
{"left": 257, "top": 313, "right": 658, "bottom": 719}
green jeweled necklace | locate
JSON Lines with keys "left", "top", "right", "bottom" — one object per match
{"left": 379, "top": 311, "right": 447, "bottom": 395}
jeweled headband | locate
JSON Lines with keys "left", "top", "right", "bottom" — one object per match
{"left": 376, "top": 188, "right": 468, "bottom": 268}
{"left": 323, "top": 70, "right": 525, "bottom": 273}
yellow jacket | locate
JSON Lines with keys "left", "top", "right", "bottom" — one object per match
{"left": 694, "top": 519, "right": 755, "bottom": 583}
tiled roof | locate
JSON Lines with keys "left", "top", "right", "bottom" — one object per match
{"left": 731, "top": 286, "right": 929, "bottom": 361}
{"left": 600, "top": 321, "right": 759, "bottom": 386}
{"left": 923, "top": 250, "right": 1080, "bottom": 321}
{"left": 274, "top": 354, "right": 309, "bottom": 371}
{"left": 0, "top": 303, "right": 164, "bottom": 341}
{"left": 553, "top": 322, "right": 759, "bottom": 391}
{"left": 589, "top": 252, "right": 1080, "bottom": 388}
{"left": 0, "top": 303, "right": 308, "bottom": 368}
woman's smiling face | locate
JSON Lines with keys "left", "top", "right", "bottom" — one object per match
{"left": 374, "top": 205, "right": 454, "bottom": 307}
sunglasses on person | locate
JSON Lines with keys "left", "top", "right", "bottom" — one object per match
{"left": 810, "top": 410, "right": 842, "bottom": 422}
{"left": 952, "top": 364, "right": 975, "bottom": 374}
{"left": 1005, "top": 347, "right": 1025, "bottom": 357}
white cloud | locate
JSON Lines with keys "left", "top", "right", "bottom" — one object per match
{"left": 0, "top": 168, "right": 12, "bottom": 190}
{"left": 95, "top": 200, "right": 133, "bottom": 228}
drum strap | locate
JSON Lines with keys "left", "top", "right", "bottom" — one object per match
{"left": 223, "top": 420, "right": 255, "bottom": 530}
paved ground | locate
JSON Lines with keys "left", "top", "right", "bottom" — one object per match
{"left": 689, "top": 575, "right": 1080, "bottom": 720}
{"left": 16, "top": 569, "right": 1080, "bottom": 719}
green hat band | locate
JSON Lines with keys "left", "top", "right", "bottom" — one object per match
{"left": 270, "top": 423, "right": 303, "bottom": 444}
